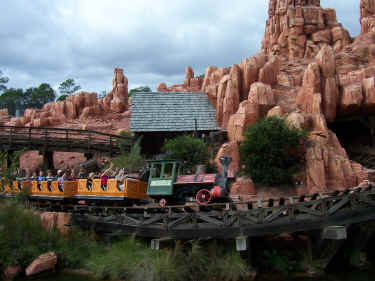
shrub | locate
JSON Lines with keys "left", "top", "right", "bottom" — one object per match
{"left": 0, "top": 202, "right": 98, "bottom": 270}
{"left": 113, "top": 138, "right": 145, "bottom": 173}
{"left": 239, "top": 117, "right": 308, "bottom": 186}
{"left": 162, "top": 135, "right": 210, "bottom": 170}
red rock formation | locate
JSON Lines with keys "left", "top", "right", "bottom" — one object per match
{"left": 159, "top": 0, "right": 375, "bottom": 193}
{"left": 25, "top": 252, "right": 57, "bottom": 276}
{"left": 361, "top": 0, "right": 375, "bottom": 34}
{"left": 40, "top": 212, "right": 72, "bottom": 234}
{"left": 230, "top": 176, "right": 256, "bottom": 202}
{"left": 7, "top": 68, "right": 129, "bottom": 133}
{"left": 3, "top": 265, "right": 22, "bottom": 280}
{"left": 158, "top": 66, "right": 203, "bottom": 92}
{"left": 263, "top": 0, "right": 351, "bottom": 58}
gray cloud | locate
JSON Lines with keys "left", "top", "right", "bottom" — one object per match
{"left": 0, "top": 0, "right": 361, "bottom": 94}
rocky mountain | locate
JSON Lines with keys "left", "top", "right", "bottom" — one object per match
{"left": 160, "top": 0, "right": 375, "bottom": 193}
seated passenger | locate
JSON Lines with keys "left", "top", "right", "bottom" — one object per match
{"left": 37, "top": 170, "right": 46, "bottom": 182}
{"left": 30, "top": 171, "right": 38, "bottom": 180}
{"left": 57, "top": 170, "right": 64, "bottom": 184}
{"left": 46, "top": 170, "right": 56, "bottom": 181}
{"left": 100, "top": 170, "right": 109, "bottom": 191}
{"left": 115, "top": 168, "right": 126, "bottom": 191}
{"left": 87, "top": 172, "right": 95, "bottom": 191}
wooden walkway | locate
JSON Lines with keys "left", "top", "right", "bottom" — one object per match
{"left": 69, "top": 185, "right": 375, "bottom": 239}
{"left": 0, "top": 125, "right": 133, "bottom": 156}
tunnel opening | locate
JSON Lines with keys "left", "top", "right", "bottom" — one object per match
{"left": 328, "top": 116, "right": 375, "bottom": 169}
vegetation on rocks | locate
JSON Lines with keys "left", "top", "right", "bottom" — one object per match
{"left": 239, "top": 117, "right": 308, "bottom": 186}
{"left": 162, "top": 135, "right": 210, "bottom": 170}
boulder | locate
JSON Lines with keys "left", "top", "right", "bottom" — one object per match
{"left": 3, "top": 265, "right": 22, "bottom": 280}
{"left": 25, "top": 252, "right": 57, "bottom": 276}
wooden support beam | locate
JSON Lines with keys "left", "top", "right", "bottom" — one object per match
{"left": 151, "top": 237, "right": 174, "bottom": 250}
{"left": 235, "top": 236, "right": 248, "bottom": 251}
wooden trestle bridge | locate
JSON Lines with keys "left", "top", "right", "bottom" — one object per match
{"left": 64, "top": 185, "right": 375, "bottom": 240}
{"left": 0, "top": 126, "right": 133, "bottom": 166}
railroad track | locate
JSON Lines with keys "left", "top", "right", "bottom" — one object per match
{"left": 21, "top": 185, "right": 375, "bottom": 239}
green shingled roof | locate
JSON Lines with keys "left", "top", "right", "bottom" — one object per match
{"left": 130, "top": 92, "right": 221, "bottom": 132}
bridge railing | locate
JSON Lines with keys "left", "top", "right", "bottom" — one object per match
{"left": 0, "top": 126, "right": 134, "bottom": 155}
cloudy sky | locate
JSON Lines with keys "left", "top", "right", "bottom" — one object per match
{"left": 0, "top": 0, "right": 361, "bottom": 96}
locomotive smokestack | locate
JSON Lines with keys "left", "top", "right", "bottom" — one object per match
{"left": 219, "top": 156, "right": 232, "bottom": 178}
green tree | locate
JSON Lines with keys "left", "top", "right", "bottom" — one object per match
{"left": 0, "top": 88, "right": 25, "bottom": 115}
{"left": 128, "top": 86, "right": 152, "bottom": 97}
{"left": 56, "top": 94, "right": 68, "bottom": 102}
{"left": 162, "top": 135, "right": 210, "bottom": 170}
{"left": 113, "top": 138, "right": 145, "bottom": 174}
{"left": 239, "top": 117, "right": 308, "bottom": 186}
{"left": 58, "top": 78, "right": 81, "bottom": 95}
{"left": 0, "top": 70, "right": 9, "bottom": 92}
{"left": 27, "top": 83, "right": 55, "bottom": 109}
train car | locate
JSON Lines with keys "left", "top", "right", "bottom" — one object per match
{"left": 147, "top": 156, "right": 234, "bottom": 205}
{"left": 75, "top": 177, "right": 149, "bottom": 204}
{"left": 1, "top": 181, "right": 24, "bottom": 197}
{"left": 29, "top": 180, "right": 78, "bottom": 201}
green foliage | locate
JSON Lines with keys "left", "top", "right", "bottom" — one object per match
{"left": 0, "top": 150, "right": 23, "bottom": 189}
{"left": 162, "top": 135, "right": 210, "bottom": 170}
{"left": 25, "top": 83, "right": 56, "bottom": 109}
{"left": 0, "top": 83, "right": 55, "bottom": 115}
{"left": 85, "top": 239, "right": 247, "bottom": 281}
{"left": 113, "top": 138, "right": 145, "bottom": 173}
{"left": 0, "top": 202, "right": 98, "bottom": 270}
{"left": 0, "top": 70, "right": 9, "bottom": 92}
{"left": 198, "top": 73, "right": 205, "bottom": 79}
{"left": 128, "top": 86, "right": 152, "bottom": 97}
{"left": 58, "top": 78, "right": 81, "bottom": 95}
{"left": 0, "top": 88, "right": 25, "bottom": 115}
{"left": 239, "top": 117, "right": 308, "bottom": 185}
{"left": 57, "top": 94, "right": 68, "bottom": 102}
{"left": 261, "top": 249, "right": 302, "bottom": 277}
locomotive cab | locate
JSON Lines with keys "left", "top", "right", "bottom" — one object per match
{"left": 147, "top": 160, "right": 181, "bottom": 197}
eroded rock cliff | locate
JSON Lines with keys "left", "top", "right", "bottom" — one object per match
{"left": 161, "top": 0, "right": 375, "bottom": 193}
{"left": 7, "top": 68, "right": 130, "bottom": 134}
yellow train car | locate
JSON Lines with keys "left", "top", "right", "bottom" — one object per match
{"left": 76, "top": 178, "right": 150, "bottom": 201}
{"left": 1, "top": 181, "right": 23, "bottom": 197}
{"left": 30, "top": 180, "right": 78, "bottom": 200}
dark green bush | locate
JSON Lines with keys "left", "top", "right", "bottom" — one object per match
{"left": 239, "top": 117, "right": 308, "bottom": 186}
{"left": 162, "top": 135, "right": 210, "bottom": 170}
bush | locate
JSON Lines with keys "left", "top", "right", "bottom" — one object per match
{"left": 239, "top": 117, "right": 308, "bottom": 186}
{"left": 162, "top": 135, "right": 210, "bottom": 170}
{"left": 113, "top": 138, "right": 145, "bottom": 173}
{"left": 0, "top": 202, "right": 98, "bottom": 270}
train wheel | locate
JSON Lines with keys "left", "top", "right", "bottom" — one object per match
{"left": 159, "top": 198, "right": 167, "bottom": 207}
{"left": 196, "top": 189, "right": 211, "bottom": 205}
